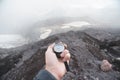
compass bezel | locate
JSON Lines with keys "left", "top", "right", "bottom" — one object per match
{"left": 53, "top": 43, "right": 65, "bottom": 53}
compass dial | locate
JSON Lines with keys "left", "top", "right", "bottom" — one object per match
{"left": 53, "top": 43, "right": 65, "bottom": 53}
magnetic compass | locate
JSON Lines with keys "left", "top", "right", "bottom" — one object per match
{"left": 53, "top": 42, "right": 65, "bottom": 58}
{"left": 53, "top": 42, "right": 70, "bottom": 71}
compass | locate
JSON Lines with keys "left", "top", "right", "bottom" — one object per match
{"left": 53, "top": 42, "right": 70, "bottom": 71}
{"left": 53, "top": 43, "right": 65, "bottom": 58}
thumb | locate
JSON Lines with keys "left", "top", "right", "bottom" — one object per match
{"left": 45, "top": 43, "right": 58, "bottom": 60}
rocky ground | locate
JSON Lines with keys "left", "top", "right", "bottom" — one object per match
{"left": 0, "top": 28, "right": 120, "bottom": 80}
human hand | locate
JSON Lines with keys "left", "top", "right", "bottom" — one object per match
{"left": 45, "top": 43, "right": 71, "bottom": 80}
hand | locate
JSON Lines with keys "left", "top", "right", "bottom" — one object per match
{"left": 45, "top": 43, "right": 70, "bottom": 80}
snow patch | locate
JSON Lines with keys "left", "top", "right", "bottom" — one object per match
{"left": 63, "top": 21, "right": 91, "bottom": 28}
{"left": 61, "top": 25, "right": 71, "bottom": 29}
{"left": 40, "top": 29, "right": 52, "bottom": 39}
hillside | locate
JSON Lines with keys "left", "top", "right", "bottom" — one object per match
{"left": 0, "top": 28, "right": 120, "bottom": 80}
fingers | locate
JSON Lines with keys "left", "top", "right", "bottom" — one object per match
{"left": 46, "top": 43, "right": 70, "bottom": 62}
{"left": 60, "top": 50, "right": 68, "bottom": 58}
{"left": 60, "top": 50, "right": 71, "bottom": 62}
{"left": 47, "top": 43, "right": 55, "bottom": 52}
{"left": 45, "top": 43, "right": 58, "bottom": 63}
{"left": 45, "top": 43, "right": 57, "bottom": 59}
{"left": 63, "top": 43, "right": 67, "bottom": 49}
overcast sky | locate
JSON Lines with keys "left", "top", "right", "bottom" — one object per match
{"left": 0, "top": 0, "right": 119, "bottom": 34}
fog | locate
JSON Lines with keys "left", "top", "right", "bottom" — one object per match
{"left": 0, "top": 0, "right": 120, "bottom": 48}
{"left": 0, "top": 0, "right": 120, "bottom": 33}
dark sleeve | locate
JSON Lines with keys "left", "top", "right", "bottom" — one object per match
{"left": 33, "top": 70, "right": 57, "bottom": 80}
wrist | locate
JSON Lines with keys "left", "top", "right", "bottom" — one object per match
{"left": 45, "top": 67, "right": 61, "bottom": 80}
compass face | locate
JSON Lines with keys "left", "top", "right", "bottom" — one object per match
{"left": 53, "top": 43, "right": 65, "bottom": 53}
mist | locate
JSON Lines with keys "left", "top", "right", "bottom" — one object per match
{"left": 0, "top": 0, "right": 120, "bottom": 48}
{"left": 0, "top": 0, "right": 120, "bottom": 33}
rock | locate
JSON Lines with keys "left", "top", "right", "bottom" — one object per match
{"left": 0, "top": 29, "right": 120, "bottom": 80}
{"left": 100, "top": 60, "right": 112, "bottom": 72}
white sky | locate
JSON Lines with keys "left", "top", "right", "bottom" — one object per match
{"left": 0, "top": 0, "right": 119, "bottom": 33}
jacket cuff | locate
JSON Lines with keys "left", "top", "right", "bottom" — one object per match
{"left": 34, "top": 69, "right": 57, "bottom": 80}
